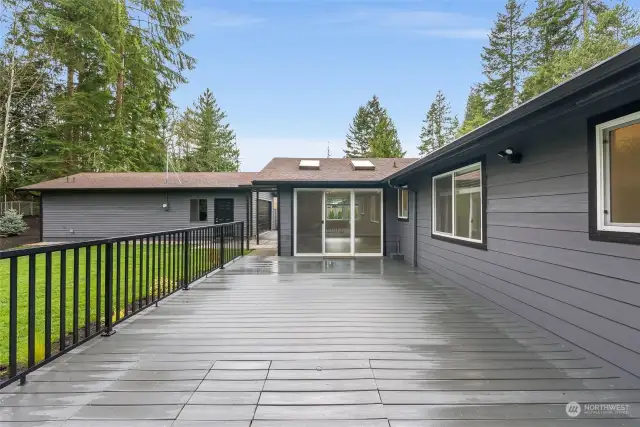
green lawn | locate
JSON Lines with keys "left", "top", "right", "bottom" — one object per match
{"left": 0, "top": 241, "right": 247, "bottom": 372}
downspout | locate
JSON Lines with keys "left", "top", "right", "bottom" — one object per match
{"left": 386, "top": 180, "right": 418, "bottom": 265}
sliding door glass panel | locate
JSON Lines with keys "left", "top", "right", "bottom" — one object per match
{"left": 296, "top": 191, "right": 323, "bottom": 253}
{"left": 325, "top": 191, "right": 352, "bottom": 254}
{"left": 434, "top": 175, "right": 453, "bottom": 234}
{"left": 454, "top": 165, "right": 482, "bottom": 240}
{"left": 355, "top": 191, "right": 381, "bottom": 254}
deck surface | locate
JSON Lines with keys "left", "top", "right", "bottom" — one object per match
{"left": 2, "top": 257, "right": 639, "bottom": 426}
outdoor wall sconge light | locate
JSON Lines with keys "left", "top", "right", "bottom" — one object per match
{"left": 497, "top": 147, "right": 522, "bottom": 164}
{"left": 162, "top": 203, "right": 169, "bottom": 211}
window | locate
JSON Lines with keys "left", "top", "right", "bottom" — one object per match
{"left": 432, "top": 162, "right": 484, "bottom": 246}
{"left": 190, "top": 199, "right": 208, "bottom": 222}
{"left": 595, "top": 111, "right": 640, "bottom": 234}
{"left": 398, "top": 188, "right": 409, "bottom": 220}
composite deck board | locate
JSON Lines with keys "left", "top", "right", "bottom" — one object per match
{"left": 1, "top": 257, "right": 638, "bottom": 426}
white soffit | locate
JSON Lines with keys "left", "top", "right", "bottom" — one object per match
{"left": 299, "top": 159, "right": 320, "bottom": 170}
{"left": 351, "top": 159, "right": 375, "bottom": 170}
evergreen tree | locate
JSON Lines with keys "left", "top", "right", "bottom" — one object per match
{"left": 345, "top": 105, "right": 371, "bottom": 158}
{"left": 177, "top": 89, "right": 240, "bottom": 172}
{"left": 344, "top": 94, "right": 405, "bottom": 158}
{"left": 526, "top": 0, "right": 576, "bottom": 68}
{"left": 522, "top": 2, "right": 640, "bottom": 98}
{"left": 0, "top": 0, "right": 194, "bottom": 189}
{"left": 458, "top": 85, "right": 490, "bottom": 136}
{"left": 564, "top": 0, "right": 608, "bottom": 39}
{"left": 481, "top": 0, "right": 530, "bottom": 118}
{"left": 418, "top": 90, "right": 459, "bottom": 156}
{"left": 370, "top": 115, "right": 405, "bottom": 158}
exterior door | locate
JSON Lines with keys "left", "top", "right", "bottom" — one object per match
{"left": 294, "top": 189, "right": 383, "bottom": 257}
{"left": 214, "top": 198, "right": 234, "bottom": 224}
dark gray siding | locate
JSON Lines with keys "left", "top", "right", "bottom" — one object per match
{"left": 279, "top": 187, "right": 293, "bottom": 256}
{"left": 395, "top": 189, "right": 415, "bottom": 264}
{"left": 384, "top": 187, "right": 399, "bottom": 256}
{"left": 409, "top": 94, "right": 640, "bottom": 379}
{"left": 42, "top": 190, "right": 250, "bottom": 241}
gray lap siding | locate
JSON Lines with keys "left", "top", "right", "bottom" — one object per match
{"left": 41, "top": 190, "right": 249, "bottom": 241}
{"left": 405, "top": 99, "right": 640, "bottom": 379}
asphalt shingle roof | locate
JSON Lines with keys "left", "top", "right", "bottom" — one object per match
{"left": 19, "top": 172, "right": 257, "bottom": 191}
{"left": 252, "top": 157, "right": 418, "bottom": 184}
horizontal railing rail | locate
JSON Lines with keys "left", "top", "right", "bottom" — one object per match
{"left": 0, "top": 221, "right": 245, "bottom": 389}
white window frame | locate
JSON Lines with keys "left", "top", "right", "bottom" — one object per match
{"left": 397, "top": 188, "right": 409, "bottom": 219}
{"left": 432, "top": 161, "right": 483, "bottom": 244}
{"left": 595, "top": 110, "right": 640, "bottom": 233}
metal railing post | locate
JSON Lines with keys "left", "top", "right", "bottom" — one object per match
{"left": 219, "top": 226, "right": 225, "bottom": 269}
{"left": 102, "top": 242, "right": 116, "bottom": 336}
{"left": 241, "top": 221, "right": 245, "bottom": 254}
{"left": 183, "top": 230, "right": 190, "bottom": 290}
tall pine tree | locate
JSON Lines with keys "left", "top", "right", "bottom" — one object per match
{"left": 370, "top": 115, "right": 405, "bottom": 158}
{"left": 344, "top": 95, "right": 404, "bottom": 158}
{"left": 177, "top": 89, "right": 240, "bottom": 172}
{"left": 526, "top": 0, "right": 576, "bottom": 68}
{"left": 458, "top": 85, "right": 490, "bottom": 136}
{"left": 418, "top": 90, "right": 459, "bottom": 156}
{"left": 523, "top": 2, "right": 640, "bottom": 98}
{"left": 345, "top": 105, "right": 371, "bottom": 158}
{"left": 481, "top": 0, "right": 529, "bottom": 118}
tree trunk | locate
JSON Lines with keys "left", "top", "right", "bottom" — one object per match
{"left": 0, "top": 29, "right": 17, "bottom": 181}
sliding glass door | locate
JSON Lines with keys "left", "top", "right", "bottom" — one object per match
{"left": 354, "top": 190, "right": 382, "bottom": 254}
{"left": 295, "top": 191, "right": 323, "bottom": 254}
{"left": 294, "top": 189, "right": 383, "bottom": 256}
{"left": 324, "top": 191, "right": 352, "bottom": 255}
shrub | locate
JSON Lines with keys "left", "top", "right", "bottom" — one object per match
{"left": 0, "top": 208, "right": 28, "bottom": 236}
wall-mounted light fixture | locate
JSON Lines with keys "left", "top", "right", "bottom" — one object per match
{"left": 497, "top": 147, "right": 522, "bottom": 164}
{"left": 162, "top": 203, "right": 169, "bottom": 211}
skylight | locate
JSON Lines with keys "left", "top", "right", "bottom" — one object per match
{"left": 299, "top": 159, "right": 320, "bottom": 170}
{"left": 351, "top": 159, "right": 375, "bottom": 170}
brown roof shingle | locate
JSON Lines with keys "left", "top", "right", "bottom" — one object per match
{"left": 253, "top": 157, "right": 418, "bottom": 184}
{"left": 19, "top": 172, "right": 257, "bottom": 191}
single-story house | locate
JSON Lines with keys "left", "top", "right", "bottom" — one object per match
{"left": 252, "top": 157, "right": 417, "bottom": 257}
{"left": 16, "top": 44, "right": 640, "bottom": 379}
{"left": 381, "top": 45, "right": 640, "bottom": 379}
{"left": 19, "top": 172, "right": 276, "bottom": 241}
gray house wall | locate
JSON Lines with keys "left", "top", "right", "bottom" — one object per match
{"left": 399, "top": 189, "right": 416, "bottom": 265}
{"left": 42, "top": 190, "right": 250, "bottom": 241}
{"left": 404, "top": 92, "right": 640, "bottom": 379}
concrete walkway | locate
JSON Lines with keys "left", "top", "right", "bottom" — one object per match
{"left": 1, "top": 257, "right": 639, "bottom": 426}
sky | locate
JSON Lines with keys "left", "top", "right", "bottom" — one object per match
{"left": 172, "top": 0, "right": 636, "bottom": 172}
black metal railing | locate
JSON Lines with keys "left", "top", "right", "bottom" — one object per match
{"left": 0, "top": 221, "right": 245, "bottom": 389}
